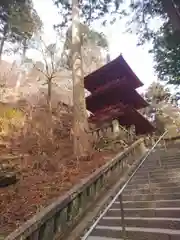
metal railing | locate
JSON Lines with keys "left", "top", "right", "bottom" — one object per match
{"left": 81, "top": 130, "right": 168, "bottom": 240}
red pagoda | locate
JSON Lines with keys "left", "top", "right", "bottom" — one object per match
{"left": 84, "top": 54, "right": 155, "bottom": 135}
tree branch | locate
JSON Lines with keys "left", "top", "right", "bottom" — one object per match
{"left": 161, "top": 0, "right": 180, "bottom": 32}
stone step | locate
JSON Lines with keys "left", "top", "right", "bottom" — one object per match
{"left": 123, "top": 186, "right": 180, "bottom": 195}
{"left": 123, "top": 193, "right": 180, "bottom": 201}
{"left": 132, "top": 174, "right": 180, "bottom": 182}
{"left": 84, "top": 149, "right": 180, "bottom": 240}
{"left": 142, "top": 158, "right": 180, "bottom": 164}
{"left": 128, "top": 177, "right": 180, "bottom": 185}
{"left": 142, "top": 164, "right": 180, "bottom": 169}
{"left": 99, "top": 216, "right": 180, "bottom": 230}
{"left": 160, "top": 154, "right": 180, "bottom": 158}
{"left": 161, "top": 152, "right": 180, "bottom": 157}
{"left": 129, "top": 176, "right": 180, "bottom": 187}
{"left": 113, "top": 199, "right": 180, "bottom": 209}
{"left": 136, "top": 168, "right": 180, "bottom": 175}
{"left": 135, "top": 168, "right": 180, "bottom": 177}
{"left": 87, "top": 237, "right": 125, "bottom": 240}
{"left": 90, "top": 225, "right": 180, "bottom": 240}
{"left": 141, "top": 162, "right": 180, "bottom": 169}
{"left": 160, "top": 158, "right": 180, "bottom": 162}
{"left": 106, "top": 207, "right": 180, "bottom": 218}
{"left": 150, "top": 153, "right": 180, "bottom": 157}
{"left": 145, "top": 159, "right": 180, "bottom": 165}
{"left": 126, "top": 182, "right": 177, "bottom": 189}
{"left": 138, "top": 165, "right": 180, "bottom": 172}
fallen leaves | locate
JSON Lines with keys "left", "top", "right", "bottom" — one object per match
{"left": 0, "top": 100, "right": 117, "bottom": 235}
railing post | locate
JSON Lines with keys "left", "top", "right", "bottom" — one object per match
{"left": 148, "top": 172, "right": 151, "bottom": 192}
{"left": 158, "top": 154, "right": 162, "bottom": 168}
{"left": 163, "top": 138, "right": 167, "bottom": 152}
{"left": 119, "top": 194, "right": 126, "bottom": 239}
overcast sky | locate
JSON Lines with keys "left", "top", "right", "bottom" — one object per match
{"left": 31, "top": 0, "right": 158, "bottom": 92}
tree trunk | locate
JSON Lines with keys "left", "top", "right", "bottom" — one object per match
{"left": 47, "top": 78, "right": 53, "bottom": 138}
{"left": 15, "top": 39, "right": 29, "bottom": 92}
{"left": 161, "top": 0, "right": 180, "bottom": 32}
{"left": 22, "top": 38, "right": 28, "bottom": 64}
{"left": 0, "top": 24, "right": 8, "bottom": 61}
{"left": 15, "top": 72, "right": 23, "bottom": 92}
{"left": 47, "top": 79, "right": 52, "bottom": 112}
{"left": 72, "top": 0, "right": 91, "bottom": 158}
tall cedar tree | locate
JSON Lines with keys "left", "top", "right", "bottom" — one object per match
{"left": 0, "top": 0, "right": 42, "bottom": 59}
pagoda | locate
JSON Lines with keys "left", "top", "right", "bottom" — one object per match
{"left": 84, "top": 55, "right": 155, "bottom": 135}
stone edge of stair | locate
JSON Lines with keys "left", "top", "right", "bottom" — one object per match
{"left": 64, "top": 157, "right": 143, "bottom": 240}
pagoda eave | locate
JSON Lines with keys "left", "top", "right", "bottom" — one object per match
{"left": 86, "top": 82, "right": 148, "bottom": 113}
{"left": 84, "top": 55, "right": 143, "bottom": 93}
{"left": 89, "top": 104, "right": 155, "bottom": 135}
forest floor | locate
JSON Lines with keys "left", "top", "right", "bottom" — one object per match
{"left": 0, "top": 100, "right": 121, "bottom": 236}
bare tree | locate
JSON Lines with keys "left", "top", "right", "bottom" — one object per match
{"left": 35, "top": 40, "right": 63, "bottom": 112}
{"left": 24, "top": 38, "right": 64, "bottom": 112}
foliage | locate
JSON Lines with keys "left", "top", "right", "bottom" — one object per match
{"left": 63, "top": 23, "right": 108, "bottom": 50}
{"left": 127, "top": 0, "right": 180, "bottom": 45}
{"left": 53, "top": 1, "right": 180, "bottom": 84}
{"left": 145, "top": 81, "right": 171, "bottom": 104}
{"left": 53, "top": 1, "right": 180, "bottom": 45}
{"left": 125, "top": 1, "right": 180, "bottom": 85}
{"left": 0, "top": 103, "right": 25, "bottom": 137}
{"left": 0, "top": 0, "right": 42, "bottom": 58}
{"left": 53, "top": 0, "right": 124, "bottom": 27}
{"left": 0, "top": 100, "right": 114, "bottom": 235}
{"left": 142, "top": 82, "right": 180, "bottom": 132}
{"left": 62, "top": 23, "right": 108, "bottom": 72}
{"left": 150, "top": 22, "right": 180, "bottom": 85}
{"left": 13, "top": 4, "right": 43, "bottom": 60}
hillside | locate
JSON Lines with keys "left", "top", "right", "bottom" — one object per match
{"left": 0, "top": 95, "right": 118, "bottom": 236}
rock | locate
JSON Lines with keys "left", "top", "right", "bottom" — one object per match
{"left": 0, "top": 171, "right": 17, "bottom": 187}
{"left": 0, "top": 163, "right": 13, "bottom": 171}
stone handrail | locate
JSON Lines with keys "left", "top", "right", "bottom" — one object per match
{"left": 5, "top": 139, "right": 146, "bottom": 240}
{"left": 163, "top": 135, "right": 180, "bottom": 148}
{"left": 143, "top": 134, "right": 180, "bottom": 150}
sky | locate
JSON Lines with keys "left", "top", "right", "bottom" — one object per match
{"left": 31, "top": 0, "right": 158, "bottom": 92}
{"left": 4, "top": 0, "right": 158, "bottom": 92}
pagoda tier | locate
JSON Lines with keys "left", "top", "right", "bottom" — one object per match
{"left": 89, "top": 103, "right": 155, "bottom": 135}
{"left": 84, "top": 55, "right": 143, "bottom": 93}
{"left": 86, "top": 81, "right": 148, "bottom": 114}
{"left": 89, "top": 103, "right": 126, "bottom": 123}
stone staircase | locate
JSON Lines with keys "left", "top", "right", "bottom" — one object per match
{"left": 85, "top": 146, "right": 180, "bottom": 240}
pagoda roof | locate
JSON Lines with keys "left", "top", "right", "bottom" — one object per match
{"left": 89, "top": 104, "right": 155, "bottom": 135}
{"left": 86, "top": 81, "right": 148, "bottom": 113}
{"left": 84, "top": 55, "right": 143, "bottom": 93}
{"left": 117, "top": 107, "right": 155, "bottom": 135}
